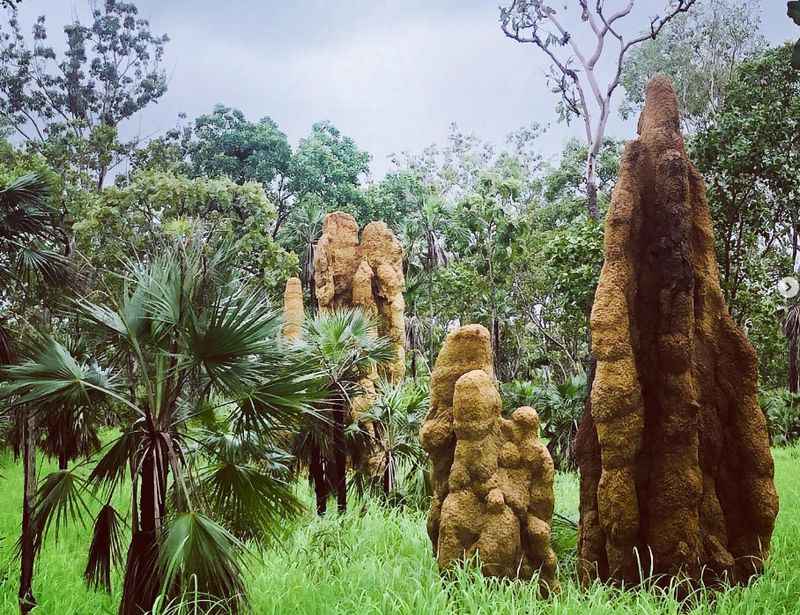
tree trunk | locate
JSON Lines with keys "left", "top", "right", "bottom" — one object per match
{"left": 58, "top": 450, "right": 68, "bottom": 471}
{"left": 309, "top": 443, "right": 328, "bottom": 515}
{"left": 119, "top": 453, "right": 166, "bottom": 615}
{"left": 789, "top": 333, "right": 799, "bottom": 395}
{"left": 18, "top": 411, "right": 37, "bottom": 615}
{"left": 585, "top": 150, "right": 600, "bottom": 221}
{"left": 332, "top": 404, "right": 347, "bottom": 514}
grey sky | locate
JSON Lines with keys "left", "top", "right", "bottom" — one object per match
{"left": 16, "top": 1, "right": 798, "bottom": 179}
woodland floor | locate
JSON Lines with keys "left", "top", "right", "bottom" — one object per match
{"left": 1, "top": 445, "right": 799, "bottom": 614}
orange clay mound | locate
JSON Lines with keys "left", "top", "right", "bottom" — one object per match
{"left": 576, "top": 76, "right": 778, "bottom": 587}
{"left": 421, "top": 324, "right": 559, "bottom": 595}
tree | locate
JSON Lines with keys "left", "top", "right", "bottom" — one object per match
{"left": 1, "top": 234, "right": 319, "bottom": 615}
{"left": 173, "top": 105, "right": 295, "bottom": 236}
{"left": 449, "top": 173, "right": 520, "bottom": 375}
{"left": 500, "top": 0, "right": 697, "bottom": 218}
{"left": 355, "top": 379, "right": 428, "bottom": 504}
{"left": 289, "top": 121, "right": 371, "bottom": 222}
{"left": 299, "top": 309, "right": 394, "bottom": 514}
{"left": 0, "top": 1, "right": 169, "bottom": 188}
{"left": 620, "top": 0, "right": 766, "bottom": 133}
{"left": 790, "top": 2, "right": 800, "bottom": 68}
{"left": 0, "top": 170, "right": 68, "bottom": 615}
{"left": 71, "top": 169, "right": 297, "bottom": 294}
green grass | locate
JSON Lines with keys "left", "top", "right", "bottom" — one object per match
{"left": 2, "top": 447, "right": 799, "bottom": 614}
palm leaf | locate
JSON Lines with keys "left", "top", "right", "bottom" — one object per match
{"left": 199, "top": 461, "right": 303, "bottom": 541}
{"left": 187, "top": 289, "right": 282, "bottom": 393}
{"left": 84, "top": 504, "right": 125, "bottom": 592}
{"left": 29, "top": 470, "right": 90, "bottom": 553}
{"left": 157, "top": 512, "right": 247, "bottom": 613}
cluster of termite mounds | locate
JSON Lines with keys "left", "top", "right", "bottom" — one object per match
{"left": 420, "top": 324, "right": 559, "bottom": 596}
{"left": 281, "top": 210, "right": 406, "bottom": 386}
{"left": 417, "top": 75, "right": 778, "bottom": 596}
{"left": 575, "top": 76, "right": 778, "bottom": 587}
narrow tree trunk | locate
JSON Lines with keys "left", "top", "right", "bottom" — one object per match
{"left": 789, "top": 334, "right": 799, "bottom": 394}
{"left": 18, "top": 412, "right": 37, "bottom": 615}
{"left": 381, "top": 454, "right": 392, "bottom": 500}
{"left": 58, "top": 450, "right": 68, "bottom": 471}
{"left": 119, "top": 453, "right": 166, "bottom": 615}
{"left": 332, "top": 404, "right": 347, "bottom": 514}
{"left": 309, "top": 443, "right": 328, "bottom": 515}
{"left": 585, "top": 150, "right": 600, "bottom": 221}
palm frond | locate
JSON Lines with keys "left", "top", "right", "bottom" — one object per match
{"left": 0, "top": 338, "right": 124, "bottom": 410}
{"left": 157, "top": 512, "right": 247, "bottom": 613}
{"left": 187, "top": 289, "right": 281, "bottom": 393}
{"left": 87, "top": 431, "right": 140, "bottom": 494}
{"left": 84, "top": 504, "right": 125, "bottom": 592}
{"left": 199, "top": 461, "right": 303, "bottom": 541}
{"left": 29, "top": 470, "right": 90, "bottom": 553}
{"left": 12, "top": 242, "right": 70, "bottom": 286}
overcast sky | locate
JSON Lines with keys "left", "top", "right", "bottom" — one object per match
{"left": 14, "top": 1, "right": 798, "bottom": 179}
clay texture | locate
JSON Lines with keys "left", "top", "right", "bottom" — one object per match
{"left": 313, "top": 212, "right": 406, "bottom": 382}
{"left": 576, "top": 76, "right": 778, "bottom": 587}
{"left": 282, "top": 277, "right": 304, "bottom": 340}
{"left": 420, "top": 324, "right": 558, "bottom": 595}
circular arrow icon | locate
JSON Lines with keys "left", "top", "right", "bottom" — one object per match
{"left": 777, "top": 276, "right": 800, "bottom": 299}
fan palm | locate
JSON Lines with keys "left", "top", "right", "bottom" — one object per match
{"left": 354, "top": 379, "right": 429, "bottom": 505}
{"left": 0, "top": 171, "right": 69, "bottom": 615}
{"left": 278, "top": 197, "right": 324, "bottom": 313}
{"left": 297, "top": 308, "right": 394, "bottom": 514}
{"left": 1, "top": 233, "right": 321, "bottom": 615}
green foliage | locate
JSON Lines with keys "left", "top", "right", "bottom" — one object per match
{"left": 0, "top": 2, "right": 169, "bottom": 186}
{"left": 72, "top": 170, "right": 297, "bottom": 294}
{"left": 501, "top": 373, "right": 586, "bottom": 471}
{"left": 789, "top": 2, "right": 800, "bottom": 68}
{"left": 289, "top": 121, "right": 371, "bottom": 218}
{"left": 1, "top": 235, "right": 320, "bottom": 613}
{"left": 5, "top": 446, "right": 800, "bottom": 613}
{"left": 692, "top": 43, "right": 800, "bottom": 386}
{"left": 355, "top": 379, "right": 430, "bottom": 507}
{"left": 621, "top": 0, "right": 766, "bottom": 132}
{"left": 760, "top": 388, "right": 800, "bottom": 446}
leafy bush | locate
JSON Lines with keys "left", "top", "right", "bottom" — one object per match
{"left": 760, "top": 388, "right": 800, "bottom": 446}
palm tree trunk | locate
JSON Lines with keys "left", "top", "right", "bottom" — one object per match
{"left": 332, "top": 404, "right": 347, "bottom": 514}
{"left": 119, "top": 453, "right": 166, "bottom": 615}
{"left": 18, "top": 411, "right": 37, "bottom": 615}
{"left": 309, "top": 443, "right": 328, "bottom": 515}
{"left": 58, "top": 450, "right": 68, "bottom": 471}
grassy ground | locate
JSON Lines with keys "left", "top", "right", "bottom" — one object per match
{"left": 1, "top": 446, "right": 799, "bottom": 614}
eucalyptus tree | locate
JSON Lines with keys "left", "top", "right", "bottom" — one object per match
{"left": 620, "top": 0, "right": 766, "bottom": 133}
{"left": 0, "top": 1, "right": 169, "bottom": 189}
{"left": 500, "top": 0, "right": 697, "bottom": 218}
{"left": 1, "top": 232, "right": 321, "bottom": 615}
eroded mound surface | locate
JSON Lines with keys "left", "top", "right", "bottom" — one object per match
{"left": 576, "top": 76, "right": 778, "bottom": 587}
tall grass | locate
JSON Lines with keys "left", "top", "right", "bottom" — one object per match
{"left": 1, "top": 447, "right": 798, "bottom": 614}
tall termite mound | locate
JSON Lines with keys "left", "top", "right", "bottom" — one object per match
{"left": 420, "top": 324, "right": 559, "bottom": 595}
{"left": 313, "top": 211, "right": 406, "bottom": 383}
{"left": 282, "top": 277, "right": 304, "bottom": 341}
{"left": 576, "top": 76, "right": 778, "bottom": 587}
